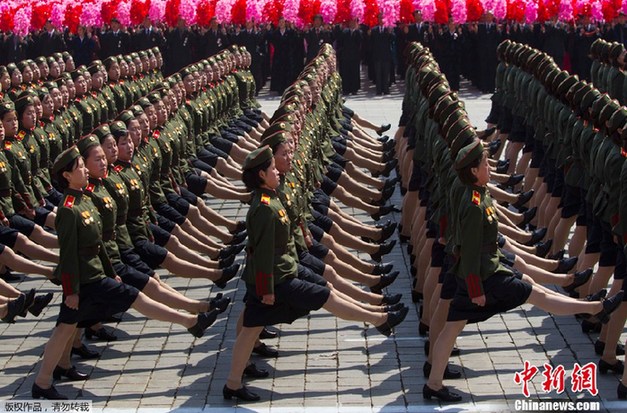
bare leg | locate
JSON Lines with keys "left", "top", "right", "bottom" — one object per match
{"left": 14, "top": 233, "right": 58, "bottom": 263}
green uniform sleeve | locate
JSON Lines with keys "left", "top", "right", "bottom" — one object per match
{"left": 459, "top": 202, "right": 484, "bottom": 298}
{"left": 56, "top": 207, "right": 81, "bottom": 295}
{"left": 251, "top": 205, "right": 276, "bottom": 296}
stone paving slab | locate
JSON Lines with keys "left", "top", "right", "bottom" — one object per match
{"left": 0, "top": 75, "right": 626, "bottom": 412}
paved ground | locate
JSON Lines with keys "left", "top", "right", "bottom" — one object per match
{"left": 1, "top": 74, "right": 626, "bottom": 412}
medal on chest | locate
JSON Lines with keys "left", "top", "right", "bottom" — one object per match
{"left": 81, "top": 210, "right": 95, "bottom": 225}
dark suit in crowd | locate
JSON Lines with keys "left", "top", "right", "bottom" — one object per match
{"left": 69, "top": 36, "right": 96, "bottom": 67}
{"left": 370, "top": 26, "right": 393, "bottom": 95}
{"left": 337, "top": 27, "right": 362, "bottom": 94}
{"left": 305, "top": 28, "right": 333, "bottom": 63}
{"left": 165, "top": 28, "right": 194, "bottom": 76}
{"left": 100, "top": 30, "right": 131, "bottom": 59}
{"left": 133, "top": 26, "right": 164, "bottom": 52}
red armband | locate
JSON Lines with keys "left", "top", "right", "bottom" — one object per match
{"left": 466, "top": 273, "right": 483, "bottom": 298}
{"left": 255, "top": 271, "right": 272, "bottom": 297}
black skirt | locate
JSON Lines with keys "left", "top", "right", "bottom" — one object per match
{"left": 57, "top": 277, "right": 139, "bottom": 326}
{"left": 448, "top": 270, "right": 532, "bottom": 324}
{"left": 243, "top": 278, "right": 330, "bottom": 327}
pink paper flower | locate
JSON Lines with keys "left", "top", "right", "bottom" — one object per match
{"left": 51, "top": 1, "right": 67, "bottom": 29}
{"left": 591, "top": 0, "right": 603, "bottom": 21}
{"left": 320, "top": 0, "right": 338, "bottom": 23}
{"left": 81, "top": 0, "right": 105, "bottom": 27}
{"left": 351, "top": 0, "right": 366, "bottom": 21}
{"left": 149, "top": 0, "right": 166, "bottom": 22}
{"left": 417, "top": 0, "right": 436, "bottom": 21}
{"left": 524, "top": 0, "right": 538, "bottom": 23}
{"left": 493, "top": 0, "right": 507, "bottom": 19}
{"left": 215, "top": 0, "right": 234, "bottom": 23}
{"left": 379, "top": 0, "right": 400, "bottom": 26}
{"left": 451, "top": 0, "right": 468, "bottom": 22}
{"left": 117, "top": 0, "right": 132, "bottom": 26}
{"left": 283, "top": 0, "right": 301, "bottom": 24}
{"left": 558, "top": 0, "right": 573, "bottom": 21}
{"left": 14, "top": 3, "right": 32, "bottom": 36}
{"left": 179, "top": 0, "right": 198, "bottom": 24}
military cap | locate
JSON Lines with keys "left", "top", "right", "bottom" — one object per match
{"left": 180, "top": 67, "right": 194, "bottom": 79}
{"left": 6, "top": 63, "right": 18, "bottom": 74}
{"left": 0, "top": 101, "right": 15, "bottom": 118}
{"left": 43, "top": 81, "right": 58, "bottom": 90}
{"left": 208, "top": 57, "right": 217, "bottom": 65}
{"left": 436, "top": 99, "right": 463, "bottom": 125}
{"left": 52, "top": 146, "right": 81, "bottom": 175}
{"left": 76, "top": 134, "right": 100, "bottom": 155}
{"left": 123, "top": 55, "right": 133, "bottom": 64}
{"left": 14, "top": 95, "right": 34, "bottom": 114}
{"left": 565, "top": 80, "right": 585, "bottom": 105}
{"left": 35, "top": 87, "right": 50, "bottom": 100}
{"left": 60, "top": 72, "right": 72, "bottom": 81}
{"left": 147, "top": 92, "right": 161, "bottom": 104}
{"left": 93, "top": 124, "right": 112, "bottom": 141}
{"left": 35, "top": 56, "right": 46, "bottom": 65}
{"left": 497, "top": 40, "right": 511, "bottom": 60}
{"left": 70, "top": 70, "right": 84, "bottom": 81}
{"left": 87, "top": 63, "right": 102, "bottom": 75}
{"left": 428, "top": 83, "right": 451, "bottom": 108}
{"left": 138, "top": 50, "right": 148, "bottom": 58}
{"left": 591, "top": 94, "right": 613, "bottom": 120}
{"left": 151, "top": 47, "right": 161, "bottom": 55}
{"left": 609, "top": 42, "right": 624, "bottom": 62}
{"left": 46, "top": 56, "right": 56, "bottom": 65}
{"left": 451, "top": 132, "right": 479, "bottom": 159}
{"left": 572, "top": 82, "right": 592, "bottom": 107}
{"left": 137, "top": 97, "right": 153, "bottom": 109}
{"left": 62, "top": 51, "right": 71, "bottom": 60}
{"left": 167, "top": 77, "right": 178, "bottom": 88}
{"left": 16, "top": 60, "right": 30, "bottom": 72}
{"left": 549, "top": 69, "right": 567, "bottom": 93}
{"left": 0, "top": 66, "right": 7, "bottom": 77}
{"left": 445, "top": 116, "right": 471, "bottom": 143}
{"left": 53, "top": 52, "right": 63, "bottom": 60}
{"left": 243, "top": 146, "right": 273, "bottom": 170}
{"left": 590, "top": 39, "right": 604, "bottom": 58}
{"left": 260, "top": 131, "right": 288, "bottom": 151}
{"left": 455, "top": 139, "right": 485, "bottom": 170}
{"left": 261, "top": 121, "right": 292, "bottom": 139}
{"left": 131, "top": 105, "right": 144, "bottom": 117}
{"left": 557, "top": 74, "right": 578, "bottom": 98}
{"left": 598, "top": 99, "right": 621, "bottom": 125}
{"left": 580, "top": 88, "right": 602, "bottom": 112}
{"left": 110, "top": 120, "right": 128, "bottom": 138}
{"left": 103, "top": 56, "right": 118, "bottom": 69}
{"left": 608, "top": 107, "right": 627, "bottom": 134}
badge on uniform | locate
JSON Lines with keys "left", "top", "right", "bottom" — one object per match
{"left": 81, "top": 210, "right": 94, "bottom": 225}
{"left": 622, "top": 148, "right": 627, "bottom": 158}
{"left": 472, "top": 190, "right": 481, "bottom": 205}
{"left": 260, "top": 194, "right": 270, "bottom": 205}
{"left": 85, "top": 183, "right": 95, "bottom": 193}
{"left": 0, "top": 161, "right": 6, "bottom": 172}
{"left": 64, "top": 195, "right": 75, "bottom": 208}
{"left": 130, "top": 179, "right": 140, "bottom": 190}
{"left": 104, "top": 197, "right": 113, "bottom": 209}
{"left": 3, "top": 141, "right": 11, "bottom": 150}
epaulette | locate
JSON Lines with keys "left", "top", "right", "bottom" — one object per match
{"left": 4, "top": 141, "right": 11, "bottom": 150}
{"left": 16, "top": 130, "right": 26, "bottom": 140}
{"left": 113, "top": 164, "right": 123, "bottom": 172}
{"left": 622, "top": 148, "right": 627, "bottom": 158}
{"left": 85, "top": 183, "right": 95, "bottom": 193}
{"left": 152, "top": 130, "right": 160, "bottom": 139}
{"left": 471, "top": 190, "right": 481, "bottom": 206}
{"left": 260, "top": 194, "right": 270, "bottom": 205}
{"left": 63, "top": 195, "right": 76, "bottom": 208}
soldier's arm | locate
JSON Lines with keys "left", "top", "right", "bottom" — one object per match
{"left": 56, "top": 207, "right": 81, "bottom": 295}
{"left": 459, "top": 202, "right": 484, "bottom": 298}
{"left": 251, "top": 205, "right": 276, "bottom": 297}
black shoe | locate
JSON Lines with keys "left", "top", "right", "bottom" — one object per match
{"left": 228, "top": 231, "right": 247, "bottom": 245}
{"left": 496, "top": 160, "right": 510, "bottom": 174}
{"left": 53, "top": 365, "right": 90, "bottom": 381}
{"left": 373, "top": 159, "right": 398, "bottom": 178}
{"left": 554, "top": 256, "right": 578, "bottom": 273}
{"left": 592, "top": 291, "right": 624, "bottom": 324}
{"left": 618, "top": 382, "right": 627, "bottom": 399}
{"left": 423, "top": 361, "right": 462, "bottom": 379}
{"left": 0, "top": 269, "right": 21, "bottom": 282}
{"left": 513, "top": 190, "right": 534, "bottom": 209}
{"left": 259, "top": 327, "right": 278, "bottom": 340}
{"left": 384, "top": 302, "right": 405, "bottom": 312}
{"left": 32, "top": 383, "right": 67, "bottom": 400}
{"left": 383, "top": 177, "right": 400, "bottom": 191}
{"left": 371, "top": 205, "right": 394, "bottom": 221}
{"left": 585, "top": 289, "right": 607, "bottom": 302}
{"left": 563, "top": 269, "right": 593, "bottom": 294}
{"left": 209, "top": 293, "right": 231, "bottom": 313}
{"left": 377, "top": 124, "right": 391, "bottom": 136}
{"left": 71, "top": 344, "right": 100, "bottom": 360}
{"left": 370, "top": 240, "right": 396, "bottom": 262}
{"left": 526, "top": 227, "right": 547, "bottom": 246}
{"left": 548, "top": 249, "right": 566, "bottom": 260}
{"left": 382, "top": 151, "right": 395, "bottom": 163}
{"left": 424, "top": 340, "right": 460, "bottom": 357}
{"left": 188, "top": 310, "right": 219, "bottom": 338}
{"left": 383, "top": 140, "right": 396, "bottom": 152}
{"left": 410, "top": 266, "right": 417, "bottom": 277}
{"left": 599, "top": 359, "right": 625, "bottom": 374}
{"left": 215, "top": 264, "right": 240, "bottom": 289}
{"left": 595, "top": 340, "right": 625, "bottom": 356}
{"left": 519, "top": 206, "right": 538, "bottom": 229}
{"left": 375, "top": 306, "right": 409, "bottom": 336}
{"left": 422, "top": 384, "right": 462, "bottom": 402}
{"left": 488, "top": 139, "right": 502, "bottom": 156}
{"left": 19, "top": 289, "right": 36, "bottom": 317}
{"left": 373, "top": 186, "right": 395, "bottom": 206}
{"left": 378, "top": 135, "right": 390, "bottom": 143}
{"left": 252, "top": 342, "right": 279, "bottom": 358}
{"left": 219, "top": 243, "right": 246, "bottom": 259}
{"left": 28, "top": 293, "right": 53, "bottom": 317}
{"left": 581, "top": 320, "right": 602, "bottom": 334}
{"left": 418, "top": 321, "right": 429, "bottom": 336}
{"left": 376, "top": 220, "right": 393, "bottom": 229}
{"left": 504, "top": 174, "right": 524, "bottom": 187}
{"left": 412, "top": 290, "right": 423, "bottom": 303}
{"left": 1, "top": 294, "right": 25, "bottom": 324}
{"left": 231, "top": 220, "right": 246, "bottom": 234}
{"left": 370, "top": 271, "right": 399, "bottom": 294}
{"left": 372, "top": 262, "right": 394, "bottom": 275}
{"left": 218, "top": 254, "right": 236, "bottom": 269}
{"left": 223, "top": 384, "right": 260, "bottom": 402}
{"left": 478, "top": 127, "right": 496, "bottom": 140}
{"left": 243, "top": 362, "right": 270, "bottom": 378}
{"left": 85, "top": 326, "right": 117, "bottom": 342}
{"left": 381, "top": 293, "right": 402, "bottom": 305}
{"left": 535, "top": 239, "right": 552, "bottom": 258}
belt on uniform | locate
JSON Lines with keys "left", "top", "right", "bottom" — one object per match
{"left": 102, "top": 230, "right": 117, "bottom": 242}
{"left": 79, "top": 245, "right": 101, "bottom": 256}
{"left": 481, "top": 244, "right": 498, "bottom": 254}
{"left": 246, "top": 246, "right": 287, "bottom": 255}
